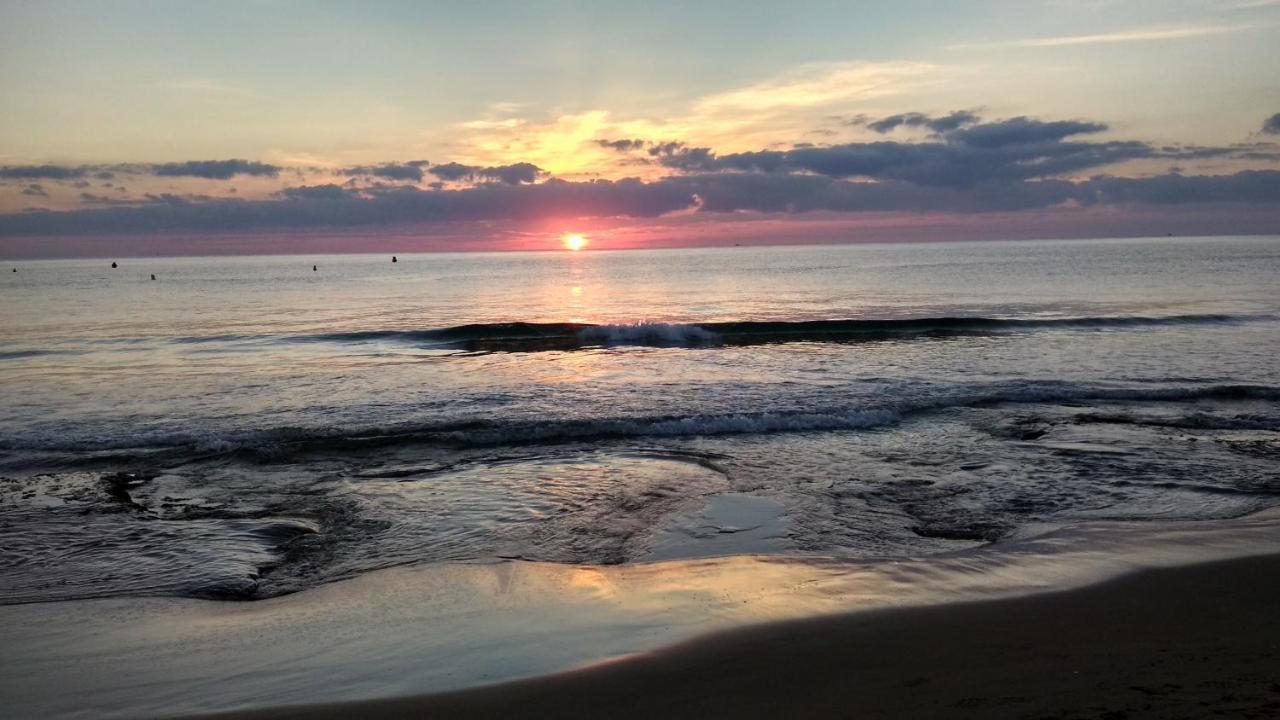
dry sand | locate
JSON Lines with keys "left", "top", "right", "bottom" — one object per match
{"left": 207, "top": 553, "right": 1280, "bottom": 720}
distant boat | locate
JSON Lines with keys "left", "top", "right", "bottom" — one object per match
{"left": 111, "top": 262, "right": 117, "bottom": 268}
{"left": 392, "top": 256, "right": 398, "bottom": 263}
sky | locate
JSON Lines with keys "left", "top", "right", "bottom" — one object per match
{"left": 1, "top": 0, "right": 1278, "bottom": 257}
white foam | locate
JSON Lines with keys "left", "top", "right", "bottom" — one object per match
{"left": 578, "top": 322, "right": 721, "bottom": 347}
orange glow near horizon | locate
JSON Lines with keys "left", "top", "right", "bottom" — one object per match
{"left": 561, "top": 233, "right": 588, "bottom": 251}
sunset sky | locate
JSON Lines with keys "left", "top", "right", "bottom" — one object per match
{"left": 2, "top": 0, "right": 1278, "bottom": 256}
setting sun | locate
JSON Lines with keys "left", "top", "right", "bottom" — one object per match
{"left": 561, "top": 233, "right": 588, "bottom": 251}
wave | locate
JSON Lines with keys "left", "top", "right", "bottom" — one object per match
{"left": 0, "top": 349, "right": 67, "bottom": 361}
{"left": 7, "top": 382, "right": 1277, "bottom": 457}
{"left": 279, "top": 313, "right": 1262, "bottom": 352}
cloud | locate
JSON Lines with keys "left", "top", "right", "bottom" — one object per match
{"left": 428, "top": 162, "right": 544, "bottom": 185}
{"left": 664, "top": 171, "right": 1280, "bottom": 215}
{"left": 655, "top": 139, "right": 1146, "bottom": 188}
{"left": 855, "top": 111, "right": 1104, "bottom": 146}
{"left": 693, "top": 61, "right": 940, "bottom": 113}
{"left": 862, "top": 111, "right": 981, "bottom": 134}
{"left": 79, "top": 192, "right": 125, "bottom": 205}
{"left": 947, "top": 117, "right": 1107, "bottom": 147}
{"left": 1074, "top": 170, "right": 1280, "bottom": 205}
{"left": 20, "top": 184, "right": 48, "bottom": 197}
{"left": 649, "top": 114, "right": 1250, "bottom": 188}
{"left": 1263, "top": 113, "right": 1280, "bottom": 135}
{"left": 949, "top": 23, "right": 1263, "bottom": 49}
{"left": 450, "top": 63, "right": 960, "bottom": 183}
{"left": 596, "top": 139, "right": 648, "bottom": 152}
{"left": 427, "top": 162, "right": 476, "bottom": 182}
{"left": 0, "top": 177, "right": 696, "bottom": 236}
{"left": 341, "top": 161, "right": 429, "bottom": 182}
{"left": 280, "top": 184, "right": 357, "bottom": 201}
{"left": 483, "top": 162, "right": 543, "bottom": 185}
{"left": 1, "top": 159, "right": 287, "bottom": 182}
{"left": 0, "top": 165, "right": 88, "bottom": 180}
{"left": 149, "top": 160, "right": 280, "bottom": 179}
{"left": 3, "top": 168, "right": 1278, "bottom": 238}
{"left": 3, "top": 110, "right": 1275, "bottom": 241}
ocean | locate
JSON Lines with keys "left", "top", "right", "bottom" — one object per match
{"left": 2, "top": 236, "right": 1279, "bottom": 606}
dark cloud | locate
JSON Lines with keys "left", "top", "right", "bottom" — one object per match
{"left": 142, "top": 193, "right": 201, "bottom": 206}
{"left": 341, "top": 161, "right": 428, "bottom": 182}
{"left": 856, "top": 112, "right": 1099, "bottom": 145}
{"left": 947, "top": 117, "right": 1107, "bottom": 148}
{"left": 0, "top": 177, "right": 693, "bottom": 236}
{"left": 1263, "top": 113, "right": 1280, "bottom": 135}
{"left": 78, "top": 191, "right": 226, "bottom": 207}
{"left": 3, "top": 160, "right": 285, "bottom": 182}
{"left": 660, "top": 173, "right": 1077, "bottom": 214}
{"left": 428, "top": 162, "right": 478, "bottom": 181}
{"left": 596, "top": 139, "right": 647, "bottom": 151}
{"left": 20, "top": 184, "right": 48, "bottom": 197}
{"left": 650, "top": 142, "right": 720, "bottom": 171}
{"left": 647, "top": 141, "right": 688, "bottom": 158}
{"left": 149, "top": 160, "right": 281, "bottom": 179}
{"left": 1075, "top": 170, "right": 1280, "bottom": 205}
{"left": 652, "top": 115, "right": 1243, "bottom": 188}
{"left": 667, "top": 171, "right": 1280, "bottom": 214}
{"left": 657, "top": 138, "right": 1152, "bottom": 187}
{"left": 3, "top": 170, "right": 1278, "bottom": 238}
{"left": 428, "top": 162, "right": 544, "bottom": 185}
{"left": 0, "top": 165, "right": 88, "bottom": 180}
{"left": 280, "top": 184, "right": 357, "bottom": 201}
{"left": 3, "top": 113, "right": 1276, "bottom": 240}
{"left": 864, "top": 110, "right": 981, "bottom": 134}
{"left": 482, "top": 162, "right": 542, "bottom": 185}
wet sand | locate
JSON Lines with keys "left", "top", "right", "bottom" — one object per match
{"left": 210, "top": 553, "right": 1280, "bottom": 720}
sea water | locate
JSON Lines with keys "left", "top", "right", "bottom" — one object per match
{"left": 2, "top": 236, "right": 1278, "bottom": 604}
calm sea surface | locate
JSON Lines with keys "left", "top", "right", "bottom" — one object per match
{"left": 2, "top": 236, "right": 1278, "bottom": 603}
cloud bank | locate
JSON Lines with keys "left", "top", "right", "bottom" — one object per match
{"left": 428, "top": 162, "right": 544, "bottom": 185}
{"left": 341, "top": 161, "right": 430, "bottom": 182}
{"left": 2, "top": 169, "right": 1277, "bottom": 237}
{"left": 647, "top": 115, "right": 1255, "bottom": 188}
{"left": 0, "top": 159, "right": 281, "bottom": 181}
{"left": 150, "top": 160, "right": 280, "bottom": 179}
{"left": 2, "top": 112, "right": 1277, "bottom": 240}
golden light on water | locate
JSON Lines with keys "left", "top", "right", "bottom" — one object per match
{"left": 562, "top": 233, "right": 588, "bottom": 251}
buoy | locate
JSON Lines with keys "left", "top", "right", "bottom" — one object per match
{"left": 111, "top": 262, "right": 118, "bottom": 269}
{"left": 392, "top": 256, "right": 398, "bottom": 263}
{"left": 150, "top": 274, "right": 156, "bottom": 281}
{"left": 313, "top": 265, "right": 317, "bottom": 272}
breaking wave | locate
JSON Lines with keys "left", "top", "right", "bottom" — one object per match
{"left": 280, "top": 313, "right": 1260, "bottom": 351}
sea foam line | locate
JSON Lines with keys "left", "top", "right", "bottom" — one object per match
{"left": 5, "top": 381, "right": 1276, "bottom": 455}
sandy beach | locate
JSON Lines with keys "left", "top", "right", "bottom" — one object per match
{"left": 6, "top": 511, "right": 1280, "bottom": 719}
{"left": 207, "top": 553, "right": 1280, "bottom": 720}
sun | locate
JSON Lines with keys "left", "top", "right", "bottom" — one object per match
{"left": 561, "top": 233, "right": 588, "bottom": 251}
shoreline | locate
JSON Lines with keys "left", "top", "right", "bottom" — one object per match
{"left": 206, "top": 553, "right": 1280, "bottom": 720}
{"left": 5, "top": 511, "right": 1280, "bottom": 719}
